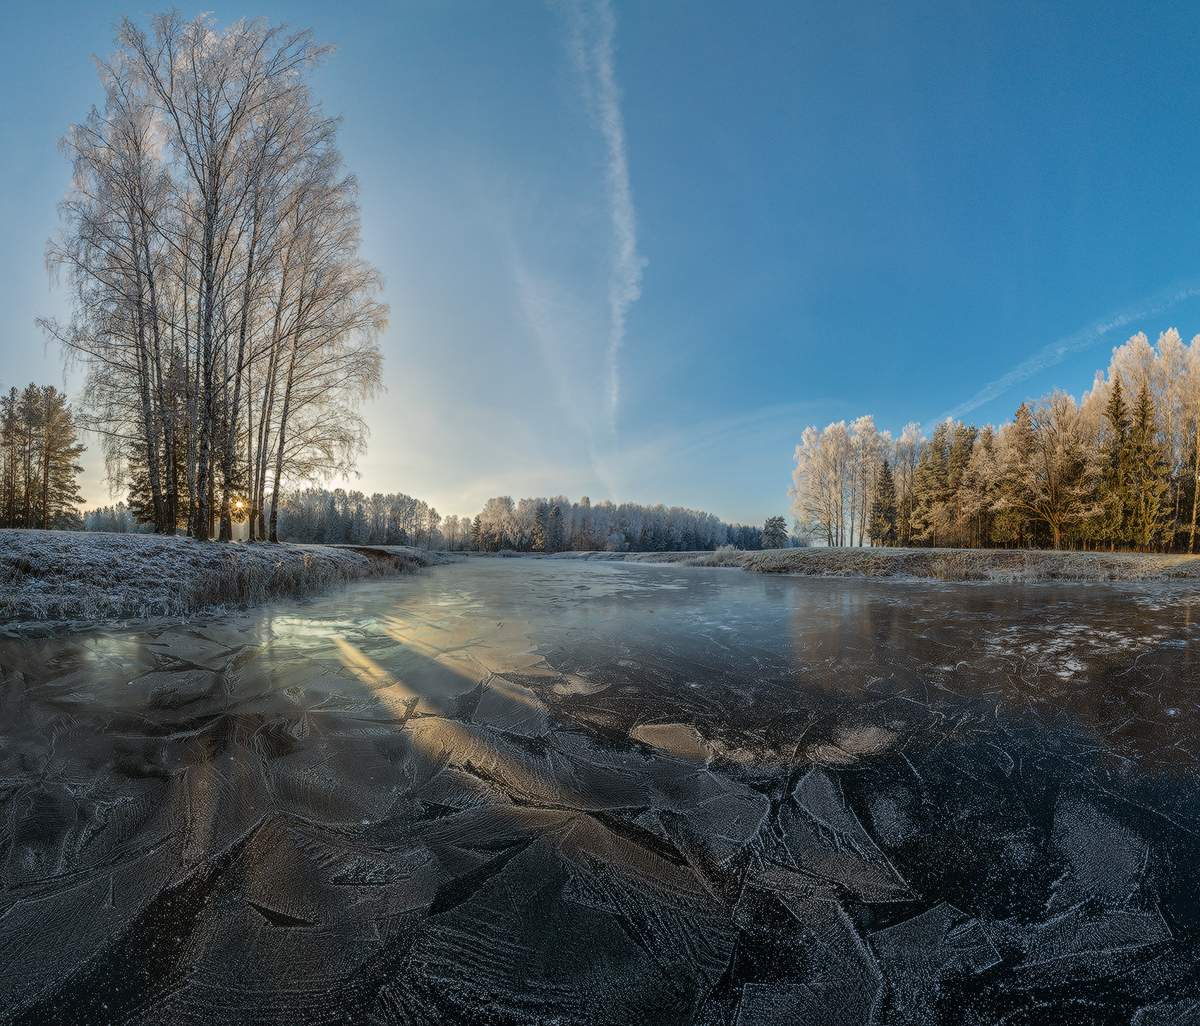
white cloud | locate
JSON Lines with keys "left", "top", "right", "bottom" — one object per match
{"left": 937, "top": 281, "right": 1200, "bottom": 424}
{"left": 562, "top": 0, "right": 644, "bottom": 428}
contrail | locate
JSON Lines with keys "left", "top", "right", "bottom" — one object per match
{"left": 564, "top": 0, "right": 644, "bottom": 428}
{"left": 936, "top": 281, "right": 1200, "bottom": 424}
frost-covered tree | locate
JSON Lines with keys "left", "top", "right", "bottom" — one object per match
{"left": 958, "top": 427, "right": 1000, "bottom": 547}
{"left": 791, "top": 417, "right": 896, "bottom": 546}
{"left": 547, "top": 503, "right": 564, "bottom": 553}
{"left": 790, "top": 327, "right": 1200, "bottom": 553}
{"left": 84, "top": 502, "right": 151, "bottom": 533}
{"left": 45, "top": 12, "right": 385, "bottom": 541}
{"left": 762, "top": 515, "right": 789, "bottom": 549}
{"left": 464, "top": 495, "right": 734, "bottom": 553}
{"left": 791, "top": 421, "right": 854, "bottom": 545}
{"left": 275, "top": 488, "right": 451, "bottom": 548}
{"left": 892, "top": 423, "right": 923, "bottom": 546}
{"left": 998, "top": 394, "right": 1096, "bottom": 549}
{"left": 847, "top": 416, "right": 883, "bottom": 547}
{"left": 910, "top": 421, "right": 952, "bottom": 545}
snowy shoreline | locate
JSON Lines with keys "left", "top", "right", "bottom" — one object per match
{"left": 5, "top": 531, "right": 1198, "bottom": 633}
{"left": 0, "top": 530, "right": 445, "bottom": 628}
{"left": 536, "top": 546, "right": 1200, "bottom": 583}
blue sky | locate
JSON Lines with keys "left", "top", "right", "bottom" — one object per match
{"left": 5, "top": 1, "right": 1200, "bottom": 524}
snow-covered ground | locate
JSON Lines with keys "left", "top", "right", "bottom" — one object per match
{"left": 546, "top": 545, "right": 1200, "bottom": 582}
{"left": 0, "top": 530, "right": 441, "bottom": 627}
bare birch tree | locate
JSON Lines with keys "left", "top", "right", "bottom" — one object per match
{"left": 45, "top": 13, "right": 385, "bottom": 541}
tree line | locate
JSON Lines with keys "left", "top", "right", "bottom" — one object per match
{"left": 273, "top": 489, "right": 796, "bottom": 553}
{"left": 44, "top": 12, "right": 384, "bottom": 543}
{"left": 0, "top": 384, "right": 85, "bottom": 530}
{"left": 469, "top": 496, "right": 742, "bottom": 553}
{"left": 82, "top": 502, "right": 153, "bottom": 533}
{"left": 794, "top": 329, "right": 1200, "bottom": 551}
{"left": 276, "top": 488, "right": 444, "bottom": 548}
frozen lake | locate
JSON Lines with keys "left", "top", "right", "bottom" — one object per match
{"left": 2, "top": 558, "right": 1199, "bottom": 1023}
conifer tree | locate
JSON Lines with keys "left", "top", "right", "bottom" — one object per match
{"left": 0, "top": 384, "right": 85, "bottom": 529}
{"left": 947, "top": 423, "right": 978, "bottom": 545}
{"left": 1098, "top": 376, "right": 1130, "bottom": 548}
{"left": 532, "top": 503, "right": 549, "bottom": 552}
{"left": 959, "top": 428, "right": 999, "bottom": 547}
{"left": 996, "top": 403, "right": 1038, "bottom": 546}
{"left": 868, "top": 459, "right": 898, "bottom": 545}
{"left": 762, "top": 515, "right": 789, "bottom": 549}
{"left": 911, "top": 422, "right": 951, "bottom": 544}
{"left": 1127, "top": 382, "right": 1170, "bottom": 549}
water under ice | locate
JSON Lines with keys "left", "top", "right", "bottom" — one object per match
{"left": 1, "top": 559, "right": 1199, "bottom": 1024}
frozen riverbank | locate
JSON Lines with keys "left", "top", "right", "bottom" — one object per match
{"left": 0, "top": 530, "right": 446, "bottom": 627}
{"left": 545, "top": 545, "right": 1200, "bottom": 582}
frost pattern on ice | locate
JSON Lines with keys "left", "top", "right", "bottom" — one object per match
{"left": 1, "top": 558, "right": 1197, "bottom": 1023}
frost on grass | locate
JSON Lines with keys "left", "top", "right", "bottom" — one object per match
{"left": 0, "top": 529, "right": 439, "bottom": 626}
{"left": 548, "top": 545, "right": 1200, "bottom": 582}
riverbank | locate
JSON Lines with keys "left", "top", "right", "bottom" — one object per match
{"left": 0, "top": 530, "right": 448, "bottom": 627}
{"left": 544, "top": 545, "right": 1200, "bottom": 582}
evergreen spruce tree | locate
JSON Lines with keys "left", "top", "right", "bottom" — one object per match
{"left": 947, "top": 423, "right": 978, "bottom": 545}
{"left": 39, "top": 388, "right": 85, "bottom": 529}
{"left": 911, "top": 422, "right": 951, "bottom": 545}
{"left": 0, "top": 384, "right": 85, "bottom": 529}
{"left": 959, "top": 428, "right": 997, "bottom": 547}
{"left": 996, "top": 403, "right": 1038, "bottom": 547}
{"left": 1099, "top": 376, "right": 1130, "bottom": 549}
{"left": 532, "top": 503, "right": 549, "bottom": 552}
{"left": 350, "top": 502, "right": 369, "bottom": 544}
{"left": 868, "top": 459, "right": 898, "bottom": 546}
{"left": 762, "top": 515, "right": 789, "bottom": 549}
{"left": 1127, "top": 382, "right": 1170, "bottom": 550}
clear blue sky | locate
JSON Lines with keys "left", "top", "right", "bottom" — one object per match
{"left": 5, "top": 1, "right": 1200, "bottom": 524}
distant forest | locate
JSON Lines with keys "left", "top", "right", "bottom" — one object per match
{"left": 273, "top": 488, "right": 792, "bottom": 553}
{"left": 793, "top": 330, "right": 1200, "bottom": 552}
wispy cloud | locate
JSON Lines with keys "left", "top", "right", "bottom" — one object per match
{"left": 936, "top": 281, "right": 1200, "bottom": 425}
{"left": 563, "top": 0, "right": 644, "bottom": 429}
{"left": 510, "top": 256, "right": 621, "bottom": 499}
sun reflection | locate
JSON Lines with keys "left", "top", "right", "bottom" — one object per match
{"left": 378, "top": 616, "right": 454, "bottom": 659}
{"left": 333, "top": 635, "right": 420, "bottom": 717}
{"left": 332, "top": 634, "right": 587, "bottom": 807}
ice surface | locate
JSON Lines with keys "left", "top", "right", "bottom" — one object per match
{"left": 1, "top": 558, "right": 1198, "bottom": 1023}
